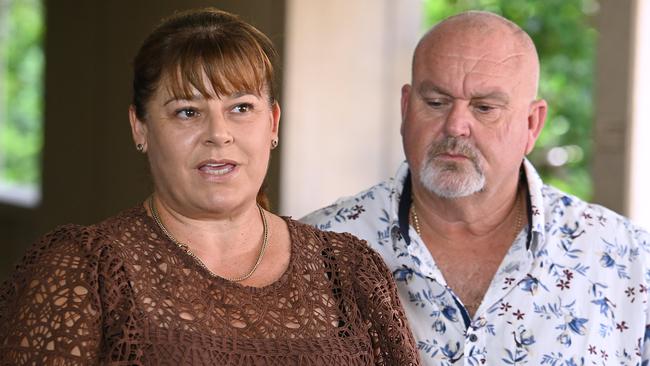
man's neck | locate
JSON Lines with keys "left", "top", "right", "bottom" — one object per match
{"left": 410, "top": 176, "right": 522, "bottom": 244}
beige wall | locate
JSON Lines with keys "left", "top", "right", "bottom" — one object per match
{"left": 0, "top": 0, "right": 286, "bottom": 281}
{"left": 280, "top": 0, "right": 421, "bottom": 217}
{"left": 628, "top": 0, "right": 650, "bottom": 228}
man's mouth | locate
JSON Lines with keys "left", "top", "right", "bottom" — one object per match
{"left": 436, "top": 152, "right": 469, "bottom": 159}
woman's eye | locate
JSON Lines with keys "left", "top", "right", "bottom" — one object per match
{"left": 175, "top": 108, "right": 199, "bottom": 119}
{"left": 232, "top": 103, "right": 253, "bottom": 113}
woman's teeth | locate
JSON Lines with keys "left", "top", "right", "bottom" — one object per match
{"left": 200, "top": 163, "right": 234, "bottom": 175}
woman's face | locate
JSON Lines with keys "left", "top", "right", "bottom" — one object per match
{"left": 129, "top": 77, "right": 280, "bottom": 218}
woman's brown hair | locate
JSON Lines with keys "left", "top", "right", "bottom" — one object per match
{"left": 132, "top": 8, "right": 278, "bottom": 209}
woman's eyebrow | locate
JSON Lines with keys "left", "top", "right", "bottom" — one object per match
{"left": 163, "top": 94, "right": 203, "bottom": 106}
{"left": 162, "top": 91, "right": 260, "bottom": 106}
{"left": 229, "top": 91, "right": 258, "bottom": 99}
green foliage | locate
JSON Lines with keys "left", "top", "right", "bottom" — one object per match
{"left": 0, "top": 0, "right": 44, "bottom": 186}
{"left": 423, "top": 0, "right": 598, "bottom": 199}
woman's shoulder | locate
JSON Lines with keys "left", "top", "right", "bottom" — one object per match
{"left": 13, "top": 205, "right": 145, "bottom": 271}
{"left": 284, "top": 217, "right": 377, "bottom": 262}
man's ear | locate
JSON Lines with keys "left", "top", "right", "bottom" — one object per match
{"left": 400, "top": 84, "right": 412, "bottom": 137}
{"left": 129, "top": 105, "right": 148, "bottom": 151}
{"left": 525, "top": 99, "right": 547, "bottom": 154}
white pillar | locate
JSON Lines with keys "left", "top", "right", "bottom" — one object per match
{"left": 628, "top": 0, "right": 650, "bottom": 228}
{"left": 281, "top": 0, "right": 421, "bottom": 217}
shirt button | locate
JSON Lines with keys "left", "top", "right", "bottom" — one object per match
{"left": 468, "top": 334, "right": 478, "bottom": 342}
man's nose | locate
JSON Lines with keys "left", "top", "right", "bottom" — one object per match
{"left": 442, "top": 101, "right": 471, "bottom": 137}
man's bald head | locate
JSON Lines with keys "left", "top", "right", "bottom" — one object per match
{"left": 400, "top": 10, "right": 548, "bottom": 200}
{"left": 413, "top": 11, "right": 540, "bottom": 101}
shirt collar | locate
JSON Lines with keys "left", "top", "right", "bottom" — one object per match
{"left": 391, "top": 162, "right": 412, "bottom": 245}
{"left": 395, "top": 158, "right": 546, "bottom": 253}
{"left": 522, "top": 158, "right": 546, "bottom": 253}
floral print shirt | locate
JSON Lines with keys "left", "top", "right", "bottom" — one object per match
{"left": 301, "top": 160, "right": 650, "bottom": 366}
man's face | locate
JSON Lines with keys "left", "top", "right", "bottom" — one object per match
{"left": 401, "top": 24, "right": 544, "bottom": 199}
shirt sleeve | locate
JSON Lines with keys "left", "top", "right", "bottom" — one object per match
{"left": 350, "top": 234, "right": 421, "bottom": 366}
{"left": 0, "top": 225, "right": 103, "bottom": 365}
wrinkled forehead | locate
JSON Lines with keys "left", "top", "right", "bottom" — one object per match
{"left": 422, "top": 49, "right": 527, "bottom": 76}
{"left": 414, "top": 26, "right": 538, "bottom": 99}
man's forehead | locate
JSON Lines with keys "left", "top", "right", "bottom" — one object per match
{"left": 412, "top": 50, "right": 527, "bottom": 94}
{"left": 422, "top": 49, "right": 527, "bottom": 70}
{"left": 417, "top": 80, "right": 510, "bottom": 102}
{"left": 412, "top": 12, "right": 540, "bottom": 100}
{"left": 416, "top": 15, "right": 535, "bottom": 69}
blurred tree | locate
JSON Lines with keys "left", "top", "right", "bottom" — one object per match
{"left": 423, "top": 0, "right": 598, "bottom": 199}
{"left": 0, "top": 0, "right": 43, "bottom": 187}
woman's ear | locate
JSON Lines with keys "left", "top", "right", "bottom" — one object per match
{"left": 129, "top": 105, "right": 148, "bottom": 152}
{"left": 270, "top": 102, "right": 281, "bottom": 139}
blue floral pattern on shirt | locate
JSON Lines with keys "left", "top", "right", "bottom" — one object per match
{"left": 302, "top": 160, "right": 650, "bottom": 366}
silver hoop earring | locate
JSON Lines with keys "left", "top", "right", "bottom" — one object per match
{"left": 271, "top": 139, "right": 279, "bottom": 149}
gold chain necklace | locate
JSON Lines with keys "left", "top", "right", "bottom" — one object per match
{"left": 410, "top": 186, "right": 525, "bottom": 239}
{"left": 410, "top": 202, "right": 422, "bottom": 236}
{"left": 147, "top": 196, "right": 269, "bottom": 282}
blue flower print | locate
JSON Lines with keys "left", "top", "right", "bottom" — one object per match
{"left": 441, "top": 305, "right": 458, "bottom": 322}
{"left": 568, "top": 317, "right": 588, "bottom": 335}
{"left": 600, "top": 252, "right": 615, "bottom": 268}
{"left": 301, "top": 160, "right": 650, "bottom": 365}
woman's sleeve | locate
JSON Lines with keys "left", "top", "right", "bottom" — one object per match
{"left": 350, "top": 235, "right": 421, "bottom": 366}
{"left": 0, "top": 226, "right": 104, "bottom": 365}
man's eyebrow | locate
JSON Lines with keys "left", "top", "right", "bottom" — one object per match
{"left": 418, "top": 81, "right": 510, "bottom": 103}
{"left": 473, "top": 91, "right": 510, "bottom": 103}
{"left": 418, "top": 81, "right": 451, "bottom": 96}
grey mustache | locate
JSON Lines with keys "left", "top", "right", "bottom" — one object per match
{"left": 429, "top": 138, "right": 478, "bottom": 160}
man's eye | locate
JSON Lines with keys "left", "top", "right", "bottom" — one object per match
{"left": 475, "top": 104, "right": 495, "bottom": 113}
{"left": 426, "top": 99, "right": 446, "bottom": 108}
{"left": 232, "top": 103, "right": 253, "bottom": 113}
{"left": 176, "top": 108, "right": 199, "bottom": 119}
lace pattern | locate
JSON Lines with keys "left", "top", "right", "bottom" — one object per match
{"left": 0, "top": 205, "right": 420, "bottom": 365}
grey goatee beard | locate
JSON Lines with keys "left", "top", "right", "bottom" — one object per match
{"left": 419, "top": 137, "right": 485, "bottom": 198}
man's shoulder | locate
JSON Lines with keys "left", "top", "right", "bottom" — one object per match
{"left": 540, "top": 183, "right": 650, "bottom": 244}
{"left": 301, "top": 179, "right": 397, "bottom": 237}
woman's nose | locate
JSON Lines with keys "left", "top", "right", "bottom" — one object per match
{"left": 203, "top": 113, "right": 234, "bottom": 146}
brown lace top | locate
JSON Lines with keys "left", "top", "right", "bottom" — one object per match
{"left": 0, "top": 205, "right": 420, "bottom": 365}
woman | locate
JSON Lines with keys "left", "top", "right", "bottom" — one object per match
{"left": 0, "top": 8, "right": 420, "bottom": 365}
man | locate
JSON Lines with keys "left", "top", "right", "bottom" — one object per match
{"left": 302, "top": 11, "right": 650, "bottom": 365}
